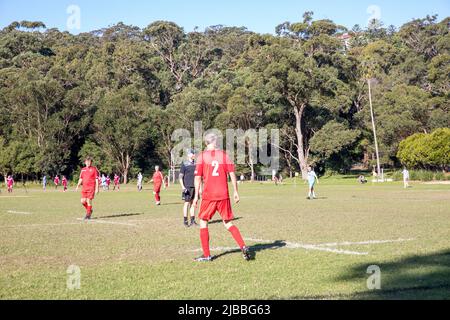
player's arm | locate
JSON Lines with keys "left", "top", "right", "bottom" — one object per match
{"left": 95, "top": 177, "right": 99, "bottom": 194}
{"left": 179, "top": 174, "right": 186, "bottom": 190}
{"left": 76, "top": 178, "right": 82, "bottom": 191}
{"left": 229, "top": 172, "right": 240, "bottom": 204}
{"left": 315, "top": 173, "right": 319, "bottom": 184}
{"left": 179, "top": 165, "right": 186, "bottom": 190}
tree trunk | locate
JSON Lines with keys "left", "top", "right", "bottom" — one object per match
{"left": 294, "top": 104, "right": 308, "bottom": 179}
{"left": 123, "top": 153, "right": 130, "bottom": 184}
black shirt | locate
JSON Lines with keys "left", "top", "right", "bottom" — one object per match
{"left": 180, "top": 160, "right": 196, "bottom": 188}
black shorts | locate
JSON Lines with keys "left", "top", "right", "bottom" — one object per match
{"left": 182, "top": 187, "right": 195, "bottom": 202}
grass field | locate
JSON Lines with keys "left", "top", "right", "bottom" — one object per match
{"left": 0, "top": 178, "right": 449, "bottom": 300}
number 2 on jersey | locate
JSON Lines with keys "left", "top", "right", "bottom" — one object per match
{"left": 212, "top": 161, "right": 219, "bottom": 177}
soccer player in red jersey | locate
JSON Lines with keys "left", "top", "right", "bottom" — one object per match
{"left": 7, "top": 175, "right": 14, "bottom": 193}
{"left": 151, "top": 166, "right": 164, "bottom": 205}
{"left": 61, "top": 175, "right": 68, "bottom": 192}
{"left": 54, "top": 175, "right": 60, "bottom": 189}
{"left": 106, "top": 175, "right": 111, "bottom": 190}
{"left": 192, "top": 133, "right": 251, "bottom": 262}
{"left": 113, "top": 174, "right": 120, "bottom": 191}
{"left": 76, "top": 156, "right": 100, "bottom": 220}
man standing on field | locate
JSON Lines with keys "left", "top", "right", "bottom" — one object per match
{"left": 192, "top": 133, "right": 251, "bottom": 262}
{"left": 76, "top": 156, "right": 100, "bottom": 220}
{"left": 306, "top": 166, "right": 319, "bottom": 200}
{"left": 151, "top": 166, "right": 164, "bottom": 205}
{"left": 54, "top": 175, "right": 60, "bottom": 189}
{"left": 62, "top": 175, "right": 68, "bottom": 192}
{"left": 7, "top": 175, "right": 14, "bottom": 193}
{"left": 179, "top": 150, "right": 198, "bottom": 227}
{"left": 402, "top": 167, "right": 410, "bottom": 189}
{"left": 113, "top": 174, "right": 120, "bottom": 191}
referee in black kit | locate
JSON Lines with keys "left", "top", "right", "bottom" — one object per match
{"left": 179, "top": 149, "right": 199, "bottom": 227}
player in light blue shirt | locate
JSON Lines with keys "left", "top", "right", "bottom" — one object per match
{"left": 307, "top": 166, "right": 319, "bottom": 200}
{"left": 101, "top": 174, "right": 107, "bottom": 191}
{"left": 42, "top": 175, "right": 47, "bottom": 191}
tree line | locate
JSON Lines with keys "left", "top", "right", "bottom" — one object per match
{"left": 0, "top": 13, "right": 448, "bottom": 183}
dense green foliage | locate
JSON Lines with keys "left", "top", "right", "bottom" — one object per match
{"left": 0, "top": 14, "right": 448, "bottom": 181}
{"left": 397, "top": 128, "right": 450, "bottom": 170}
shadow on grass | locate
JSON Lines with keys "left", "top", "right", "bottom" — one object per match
{"left": 95, "top": 213, "right": 145, "bottom": 220}
{"left": 159, "top": 202, "right": 182, "bottom": 207}
{"left": 212, "top": 240, "right": 287, "bottom": 261}
{"left": 285, "top": 249, "right": 450, "bottom": 300}
{"left": 209, "top": 217, "right": 243, "bottom": 225}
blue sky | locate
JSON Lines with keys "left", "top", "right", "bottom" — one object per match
{"left": 0, "top": 0, "right": 449, "bottom": 34}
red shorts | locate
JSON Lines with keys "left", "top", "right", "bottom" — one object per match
{"left": 153, "top": 184, "right": 162, "bottom": 194}
{"left": 198, "top": 199, "right": 234, "bottom": 222}
{"left": 81, "top": 189, "right": 95, "bottom": 200}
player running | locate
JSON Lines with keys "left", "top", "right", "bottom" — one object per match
{"left": 54, "top": 175, "right": 60, "bottom": 189}
{"left": 42, "top": 175, "right": 47, "bottom": 191}
{"left": 7, "top": 175, "right": 14, "bottom": 193}
{"left": 306, "top": 166, "right": 319, "bottom": 200}
{"left": 62, "top": 175, "right": 68, "bottom": 192}
{"left": 192, "top": 133, "right": 251, "bottom": 262}
{"left": 151, "top": 166, "right": 164, "bottom": 205}
{"left": 179, "top": 150, "right": 198, "bottom": 227}
{"left": 76, "top": 156, "right": 100, "bottom": 220}
{"left": 137, "top": 172, "right": 144, "bottom": 192}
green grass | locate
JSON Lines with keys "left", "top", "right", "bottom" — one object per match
{"left": 0, "top": 179, "right": 449, "bottom": 300}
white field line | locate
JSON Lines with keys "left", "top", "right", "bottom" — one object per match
{"left": 189, "top": 244, "right": 367, "bottom": 256}
{"left": 315, "top": 238, "right": 415, "bottom": 247}
{"left": 0, "top": 196, "right": 32, "bottom": 198}
{"left": 0, "top": 223, "right": 82, "bottom": 228}
{"left": 6, "top": 210, "right": 32, "bottom": 215}
{"left": 189, "top": 237, "right": 415, "bottom": 256}
{"left": 75, "top": 218, "right": 138, "bottom": 227}
{"left": 244, "top": 238, "right": 367, "bottom": 256}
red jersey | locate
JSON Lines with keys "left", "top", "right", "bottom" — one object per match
{"left": 114, "top": 175, "right": 120, "bottom": 184}
{"left": 80, "top": 166, "right": 99, "bottom": 191}
{"left": 7, "top": 177, "right": 14, "bottom": 186}
{"left": 195, "top": 149, "right": 235, "bottom": 201}
{"left": 152, "top": 171, "right": 163, "bottom": 185}
{"left": 62, "top": 178, "right": 67, "bottom": 186}
{"left": 54, "top": 177, "right": 60, "bottom": 184}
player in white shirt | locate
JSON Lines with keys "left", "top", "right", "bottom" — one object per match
{"left": 137, "top": 172, "right": 143, "bottom": 192}
{"left": 306, "top": 167, "right": 319, "bottom": 200}
{"left": 402, "top": 168, "right": 410, "bottom": 189}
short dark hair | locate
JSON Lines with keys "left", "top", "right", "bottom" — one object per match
{"left": 85, "top": 156, "right": 93, "bottom": 161}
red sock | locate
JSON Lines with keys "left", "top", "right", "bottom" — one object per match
{"left": 155, "top": 193, "right": 160, "bottom": 202}
{"left": 200, "top": 228, "right": 210, "bottom": 257}
{"left": 82, "top": 203, "right": 88, "bottom": 212}
{"left": 228, "top": 226, "right": 246, "bottom": 249}
{"left": 87, "top": 206, "right": 92, "bottom": 215}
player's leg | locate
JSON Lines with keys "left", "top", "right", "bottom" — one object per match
{"left": 85, "top": 198, "right": 93, "bottom": 219}
{"left": 183, "top": 202, "right": 190, "bottom": 227}
{"left": 312, "top": 186, "right": 316, "bottom": 199}
{"left": 81, "top": 197, "right": 89, "bottom": 218}
{"left": 189, "top": 201, "right": 197, "bottom": 226}
{"left": 195, "top": 219, "right": 212, "bottom": 262}
{"left": 188, "top": 188, "right": 198, "bottom": 226}
{"left": 194, "top": 201, "right": 215, "bottom": 262}
{"left": 154, "top": 185, "right": 161, "bottom": 205}
{"left": 220, "top": 200, "right": 251, "bottom": 261}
